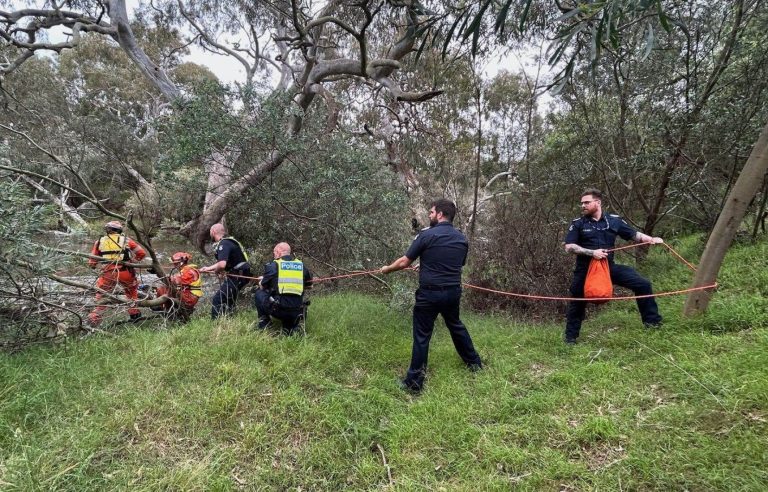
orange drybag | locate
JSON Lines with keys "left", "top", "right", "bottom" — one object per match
{"left": 584, "top": 258, "right": 612, "bottom": 304}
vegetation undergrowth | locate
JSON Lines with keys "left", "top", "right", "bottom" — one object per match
{"left": 1, "top": 237, "right": 766, "bottom": 490}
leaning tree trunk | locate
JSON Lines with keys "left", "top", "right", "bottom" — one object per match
{"left": 19, "top": 175, "right": 88, "bottom": 228}
{"left": 683, "top": 120, "right": 768, "bottom": 316}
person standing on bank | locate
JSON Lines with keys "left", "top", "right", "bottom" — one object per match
{"left": 199, "top": 223, "right": 251, "bottom": 319}
{"left": 87, "top": 220, "right": 146, "bottom": 327}
{"left": 380, "top": 198, "right": 483, "bottom": 394}
{"left": 564, "top": 188, "right": 664, "bottom": 345}
{"left": 254, "top": 242, "right": 313, "bottom": 335}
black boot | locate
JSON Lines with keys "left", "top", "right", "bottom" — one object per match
{"left": 129, "top": 313, "right": 144, "bottom": 323}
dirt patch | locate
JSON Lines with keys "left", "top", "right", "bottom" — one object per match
{"left": 529, "top": 363, "right": 553, "bottom": 379}
{"left": 581, "top": 441, "right": 627, "bottom": 472}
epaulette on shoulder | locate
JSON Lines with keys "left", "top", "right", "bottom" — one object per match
{"left": 571, "top": 217, "right": 582, "bottom": 223}
{"left": 607, "top": 213, "right": 628, "bottom": 224}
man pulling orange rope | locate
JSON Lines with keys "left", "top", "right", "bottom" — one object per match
{"left": 563, "top": 188, "right": 664, "bottom": 345}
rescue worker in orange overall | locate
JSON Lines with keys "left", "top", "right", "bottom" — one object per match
{"left": 153, "top": 252, "right": 203, "bottom": 322}
{"left": 87, "top": 220, "right": 146, "bottom": 326}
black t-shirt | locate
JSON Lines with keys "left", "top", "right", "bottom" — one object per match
{"left": 215, "top": 237, "right": 249, "bottom": 273}
{"left": 405, "top": 222, "right": 468, "bottom": 287}
{"left": 565, "top": 213, "right": 636, "bottom": 267}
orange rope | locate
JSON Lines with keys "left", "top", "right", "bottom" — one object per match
{"left": 312, "top": 269, "right": 383, "bottom": 282}
{"left": 662, "top": 242, "right": 698, "bottom": 271}
{"left": 202, "top": 243, "right": 715, "bottom": 302}
{"left": 461, "top": 241, "right": 715, "bottom": 302}
{"left": 606, "top": 241, "right": 698, "bottom": 272}
{"left": 605, "top": 241, "right": 654, "bottom": 253}
{"left": 203, "top": 268, "right": 387, "bottom": 283}
{"left": 461, "top": 281, "right": 718, "bottom": 302}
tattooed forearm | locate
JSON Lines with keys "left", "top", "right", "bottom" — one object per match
{"left": 565, "top": 244, "right": 594, "bottom": 257}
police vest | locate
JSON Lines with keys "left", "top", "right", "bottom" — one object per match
{"left": 215, "top": 237, "right": 250, "bottom": 271}
{"left": 181, "top": 264, "right": 203, "bottom": 298}
{"left": 97, "top": 234, "right": 128, "bottom": 261}
{"left": 275, "top": 258, "right": 304, "bottom": 296}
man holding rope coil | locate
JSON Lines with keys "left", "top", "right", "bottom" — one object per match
{"left": 564, "top": 188, "right": 664, "bottom": 345}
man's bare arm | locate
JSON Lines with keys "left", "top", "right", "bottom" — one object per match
{"left": 565, "top": 244, "right": 608, "bottom": 260}
{"left": 380, "top": 256, "right": 413, "bottom": 274}
{"left": 565, "top": 244, "right": 593, "bottom": 256}
{"left": 200, "top": 260, "right": 226, "bottom": 273}
{"left": 634, "top": 232, "right": 664, "bottom": 244}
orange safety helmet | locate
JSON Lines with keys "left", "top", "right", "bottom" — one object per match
{"left": 105, "top": 220, "right": 123, "bottom": 232}
{"left": 171, "top": 252, "right": 192, "bottom": 265}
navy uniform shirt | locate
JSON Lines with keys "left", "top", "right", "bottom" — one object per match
{"left": 565, "top": 213, "right": 637, "bottom": 268}
{"left": 405, "top": 222, "right": 468, "bottom": 287}
{"left": 215, "top": 237, "right": 249, "bottom": 273}
{"left": 260, "top": 255, "right": 313, "bottom": 309}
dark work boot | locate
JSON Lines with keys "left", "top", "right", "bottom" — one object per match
{"left": 467, "top": 362, "right": 483, "bottom": 372}
{"left": 129, "top": 313, "right": 144, "bottom": 323}
{"left": 398, "top": 379, "right": 422, "bottom": 395}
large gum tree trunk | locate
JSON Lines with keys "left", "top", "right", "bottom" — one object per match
{"left": 683, "top": 120, "right": 768, "bottom": 316}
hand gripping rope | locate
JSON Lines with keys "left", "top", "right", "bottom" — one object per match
{"left": 213, "top": 242, "right": 717, "bottom": 302}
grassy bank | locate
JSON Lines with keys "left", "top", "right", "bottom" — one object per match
{"left": 1, "top": 238, "right": 767, "bottom": 490}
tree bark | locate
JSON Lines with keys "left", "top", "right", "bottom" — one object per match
{"left": 107, "top": 0, "right": 181, "bottom": 102}
{"left": 751, "top": 178, "right": 768, "bottom": 239}
{"left": 469, "top": 85, "right": 482, "bottom": 242}
{"left": 19, "top": 175, "right": 88, "bottom": 228}
{"left": 683, "top": 120, "right": 768, "bottom": 316}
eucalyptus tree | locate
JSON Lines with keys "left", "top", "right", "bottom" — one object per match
{"left": 1, "top": 12, "right": 214, "bottom": 232}
{"left": 1, "top": 0, "right": 443, "bottom": 250}
{"left": 428, "top": 0, "right": 768, "bottom": 316}
{"left": 536, "top": 1, "right": 767, "bottom": 233}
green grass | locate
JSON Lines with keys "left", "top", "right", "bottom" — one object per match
{"left": 1, "top": 238, "right": 767, "bottom": 490}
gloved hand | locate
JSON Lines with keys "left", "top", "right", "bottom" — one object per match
{"left": 147, "top": 267, "right": 158, "bottom": 275}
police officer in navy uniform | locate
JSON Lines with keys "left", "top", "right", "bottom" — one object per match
{"left": 564, "top": 188, "right": 664, "bottom": 344}
{"left": 254, "top": 242, "right": 313, "bottom": 335}
{"left": 381, "top": 198, "right": 482, "bottom": 394}
{"left": 200, "top": 223, "right": 251, "bottom": 319}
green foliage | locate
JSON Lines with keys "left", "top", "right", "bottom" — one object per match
{"left": 0, "top": 179, "right": 69, "bottom": 344}
{"left": 533, "top": 1, "right": 768, "bottom": 236}
{"left": 159, "top": 81, "right": 243, "bottom": 168}
{"left": 156, "top": 85, "right": 312, "bottom": 225}
{"left": 0, "top": 179, "right": 55, "bottom": 264}
{"left": 231, "top": 131, "right": 410, "bottom": 271}
{"left": 428, "top": 0, "right": 672, "bottom": 89}
{"left": 159, "top": 84, "right": 411, "bottom": 272}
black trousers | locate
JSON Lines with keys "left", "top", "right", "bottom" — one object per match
{"left": 565, "top": 262, "right": 662, "bottom": 340}
{"left": 403, "top": 286, "right": 482, "bottom": 390}
{"left": 253, "top": 289, "right": 303, "bottom": 334}
{"left": 211, "top": 276, "right": 246, "bottom": 319}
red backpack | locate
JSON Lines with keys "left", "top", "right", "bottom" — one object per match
{"left": 584, "top": 258, "right": 612, "bottom": 304}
